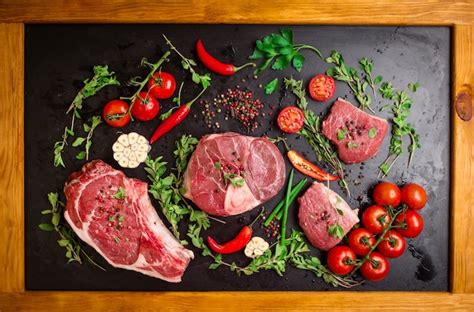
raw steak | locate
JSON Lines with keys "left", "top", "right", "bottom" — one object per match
{"left": 298, "top": 182, "right": 359, "bottom": 251}
{"left": 322, "top": 98, "right": 388, "bottom": 164}
{"left": 183, "top": 132, "right": 286, "bottom": 216}
{"left": 64, "top": 160, "right": 193, "bottom": 282}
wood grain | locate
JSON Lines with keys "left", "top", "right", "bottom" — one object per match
{"left": 0, "top": 23, "right": 24, "bottom": 293}
{"left": 451, "top": 24, "right": 474, "bottom": 293}
{"left": 1, "top": 292, "right": 474, "bottom": 311}
{"left": 0, "top": 0, "right": 472, "bottom": 25}
{"left": 0, "top": 0, "right": 473, "bottom": 310}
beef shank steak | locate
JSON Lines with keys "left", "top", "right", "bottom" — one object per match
{"left": 183, "top": 132, "right": 286, "bottom": 217}
{"left": 298, "top": 182, "right": 359, "bottom": 251}
{"left": 64, "top": 160, "right": 193, "bottom": 282}
{"left": 322, "top": 98, "right": 388, "bottom": 164}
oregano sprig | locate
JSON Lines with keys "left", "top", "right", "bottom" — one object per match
{"left": 378, "top": 84, "right": 421, "bottom": 177}
{"left": 39, "top": 192, "right": 105, "bottom": 271}
{"left": 325, "top": 51, "right": 374, "bottom": 113}
{"left": 54, "top": 65, "right": 119, "bottom": 167}
{"left": 359, "top": 57, "right": 383, "bottom": 99}
{"left": 72, "top": 115, "right": 102, "bottom": 161}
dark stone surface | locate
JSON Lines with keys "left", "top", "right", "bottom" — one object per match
{"left": 25, "top": 25, "right": 450, "bottom": 291}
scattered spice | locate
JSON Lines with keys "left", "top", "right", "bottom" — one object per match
{"left": 214, "top": 87, "right": 264, "bottom": 132}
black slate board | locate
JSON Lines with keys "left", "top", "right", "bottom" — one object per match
{"left": 25, "top": 25, "right": 450, "bottom": 291}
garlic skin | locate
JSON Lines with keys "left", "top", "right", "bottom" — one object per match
{"left": 113, "top": 132, "right": 150, "bottom": 168}
{"left": 244, "top": 236, "right": 270, "bottom": 259}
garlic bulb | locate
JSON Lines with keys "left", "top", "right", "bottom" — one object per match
{"left": 113, "top": 132, "right": 150, "bottom": 168}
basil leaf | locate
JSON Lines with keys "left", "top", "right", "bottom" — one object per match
{"left": 292, "top": 53, "right": 305, "bottom": 72}
{"left": 264, "top": 78, "right": 279, "bottom": 95}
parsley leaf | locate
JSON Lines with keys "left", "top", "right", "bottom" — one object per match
{"left": 264, "top": 78, "right": 279, "bottom": 95}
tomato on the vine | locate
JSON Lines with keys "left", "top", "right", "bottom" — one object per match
{"left": 360, "top": 252, "right": 390, "bottom": 281}
{"left": 373, "top": 181, "right": 401, "bottom": 207}
{"left": 103, "top": 99, "right": 131, "bottom": 128}
{"left": 131, "top": 92, "right": 160, "bottom": 121}
{"left": 348, "top": 228, "right": 376, "bottom": 256}
{"left": 362, "top": 205, "right": 391, "bottom": 234}
{"left": 277, "top": 106, "right": 305, "bottom": 134}
{"left": 308, "top": 74, "right": 336, "bottom": 102}
{"left": 401, "top": 183, "right": 427, "bottom": 210}
{"left": 394, "top": 210, "right": 424, "bottom": 238}
{"left": 377, "top": 230, "right": 406, "bottom": 258}
{"left": 147, "top": 71, "right": 176, "bottom": 100}
{"left": 326, "top": 246, "right": 356, "bottom": 275}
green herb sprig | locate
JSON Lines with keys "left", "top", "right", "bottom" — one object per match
{"left": 72, "top": 115, "right": 103, "bottom": 160}
{"left": 163, "top": 34, "right": 211, "bottom": 89}
{"left": 359, "top": 57, "right": 383, "bottom": 99}
{"left": 325, "top": 51, "right": 374, "bottom": 113}
{"left": 284, "top": 77, "right": 350, "bottom": 196}
{"left": 54, "top": 66, "right": 119, "bottom": 167}
{"left": 39, "top": 192, "right": 105, "bottom": 271}
{"left": 378, "top": 84, "right": 421, "bottom": 177}
{"left": 249, "top": 29, "right": 322, "bottom": 74}
{"left": 145, "top": 135, "right": 202, "bottom": 240}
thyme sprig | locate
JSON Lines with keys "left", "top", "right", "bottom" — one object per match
{"left": 54, "top": 65, "right": 119, "bottom": 167}
{"left": 39, "top": 192, "right": 105, "bottom": 271}
{"left": 283, "top": 77, "right": 350, "bottom": 196}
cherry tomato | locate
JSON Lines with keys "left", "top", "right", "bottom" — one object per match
{"left": 394, "top": 210, "right": 424, "bottom": 238}
{"left": 103, "top": 100, "right": 131, "bottom": 128}
{"left": 360, "top": 252, "right": 390, "bottom": 281}
{"left": 377, "top": 230, "right": 406, "bottom": 258}
{"left": 308, "top": 74, "right": 336, "bottom": 102}
{"left": 401, "top": 183, "right": 428, "bottom": 210}
{"left": 147, "top": 71, "right": 176, "bottom": 100}
{"left": 362, "top": 205, "right": 391, "bottom": 234}
{"left": 348, "top": 228, "right": 376, "bottom": 256}
{"left": 373, "top": 182, "right": 401, "bottom": 207}
{"left": 326, "top": 246, "right": 356, "bottom": 275}
{"left": 277, "top": 106, "right": 305, "bottom": 134}
{"left": 131, "top": 92, "right": 159, "bottom": 121}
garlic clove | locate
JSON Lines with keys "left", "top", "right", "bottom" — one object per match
{"left": 128, "top": 132, "right": 139, "bottom": 145}
{"left": 117, "top": 134, "right": 129, "bottom": 147}
{"left": 113, "top": 152, "right": 123, "bottom": 161}
{"left": 118, "top": 157, "right": 129, "bottom": 168}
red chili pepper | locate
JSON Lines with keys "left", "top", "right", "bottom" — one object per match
{"left": 196, "top": 39, "right": 255, "bottom": 76}
{"left": 149, "top": 87, "right": 207, "bottom": 144}
{"left": 287, "top": 150, "right": 339, "bottom": 182}
{"left": 207, "top": 209, "right": 263, "bottom": 254}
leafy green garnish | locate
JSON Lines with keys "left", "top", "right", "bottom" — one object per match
{"left": 39, "top": 192, "right": 105, "bottom": 270}
{"left": 112, "top": 187, "right": 126, "bottom": 200}
{"left": 145, "top": 135, "right": 201, "bottom": 239}
{"left": 368, "top": 128, "right": 377, "bottom": 139}
{"left": 328, "top": 224, "right": 345, "bottom": 240}
{"left": 359, "top": 58, "right": 383, "bottom": 99}
{"left": 379, "top": 82, "right": 395, "bottom": 100}
{"left": 72, "top": 115, "right": 103, "bottom": 161}
{"left": 347, "top": 141, "right": 359, "bottom": 149}
{"left": 264, "top": 78, "right": 279, "bottom": 95}
{"left": 163, "top": 34, "right": 211, "bottom": 89}
{"left": 284, "top": 77, "right": 350, "bottom": 196}
{"left": 337, "top": 129, "right": 346, "bottom": 141}
{"left": 249, "top": 29, "right": 322, "bottom": 74}
{"left": 378, "top": 90, "right": 421, "bottom": 177}
{"left": 326, "top": 51, "right": 374, "bottom": 112}
{"left": 223, "top": 173, "right": 245, "bottom": 188}
{"left": 53, "top": 66, "right": 119, "bottom": 168}
{"left": 408, "top": 82, "right": 420, "bottom": 92}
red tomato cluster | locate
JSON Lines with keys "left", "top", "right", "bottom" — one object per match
{"left": 103, "top": 72, "right": 176, "bottom": 128}
{"left": 326, "top": 182, "right": 428, "bottom": 282}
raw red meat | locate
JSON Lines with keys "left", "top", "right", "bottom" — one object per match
{"left": 64, "top": 160, "right": 193, "bottom": 282}
{"left": 298, "top": 182, "right": 359, "bottom": 251}
{"left": 322, "top": 98, "right": 388, "bottom": 164}
{"left": 183, "top": 132, "right": 286, "bottom": 216}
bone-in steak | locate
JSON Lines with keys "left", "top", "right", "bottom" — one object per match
{"left": 322, "top": 98, "right": 388, "bottom": 164}
{"left": 298, "top": 182, "right": 359, "bottom": 251}
{"left": 64, "top": 160, "right": 193, "bottom": 282}
{"left": 183, "top": 132, "right": 286, "bottom": 216}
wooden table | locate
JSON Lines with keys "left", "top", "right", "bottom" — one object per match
{"left": 0, "top": 1, "right": 472, "bottom": 310}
